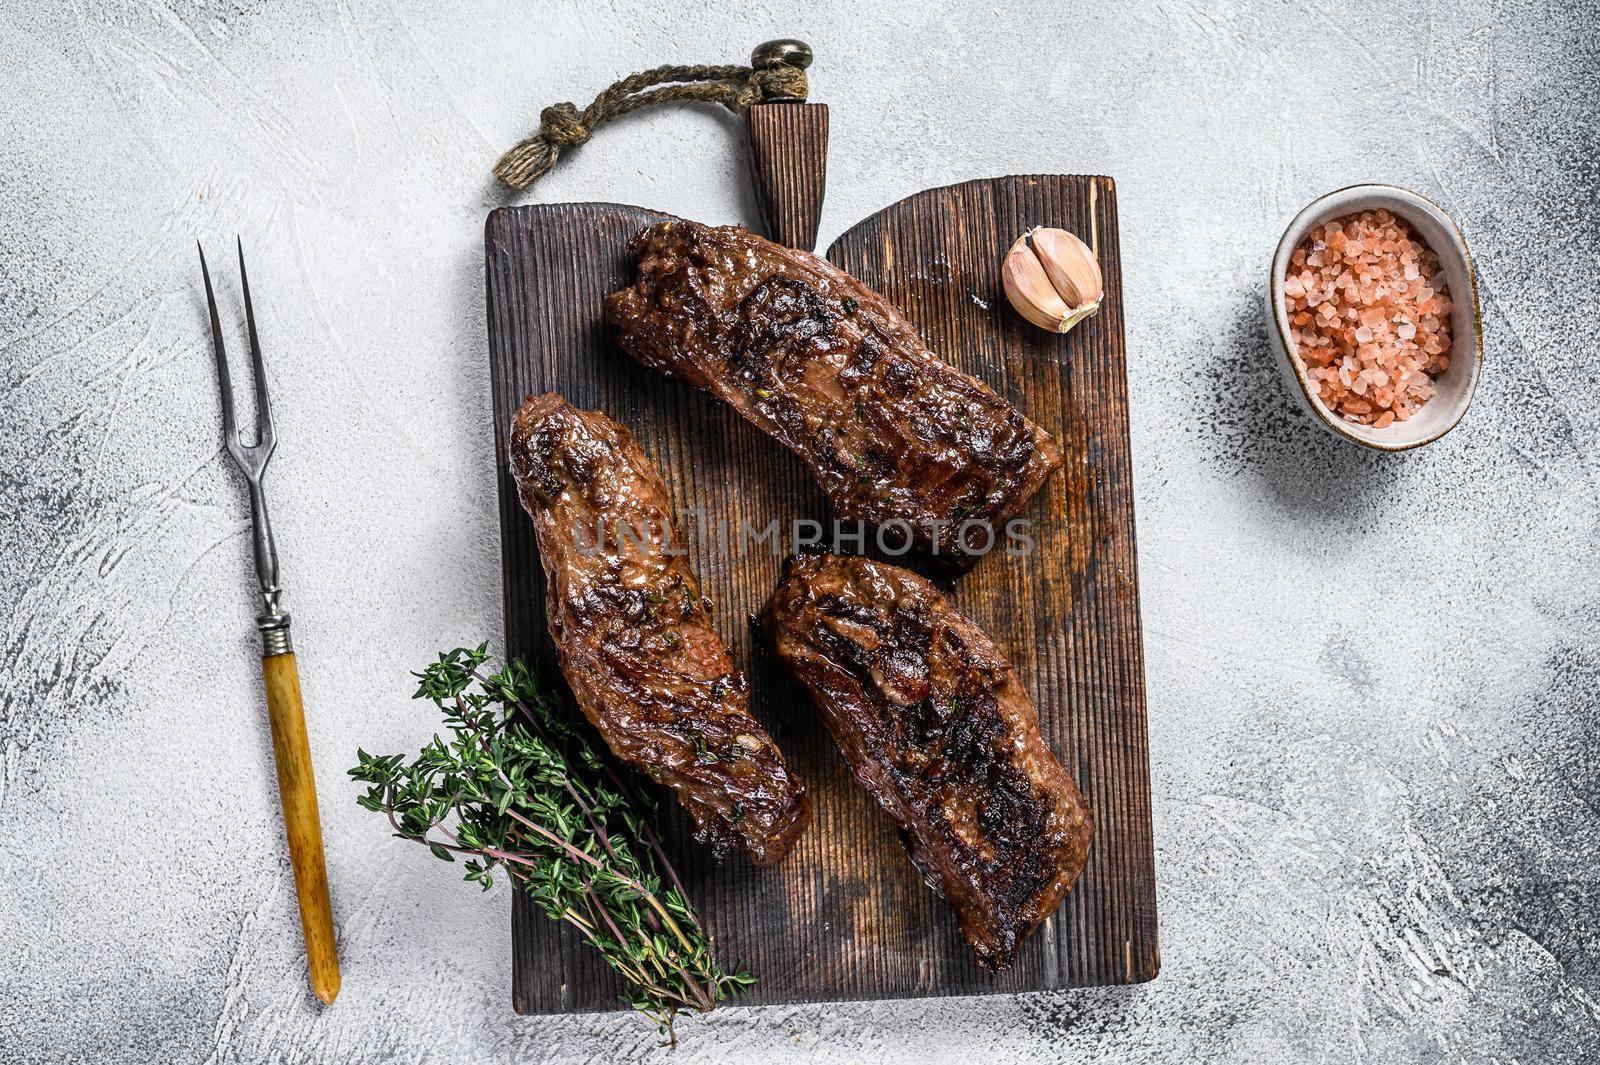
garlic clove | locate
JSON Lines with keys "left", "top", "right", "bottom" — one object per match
{"left": 1003, "top": 242, "right": 1074, "bottom": 331}
{"left": 1002, "top": 226, "right": 1104, "bottom": 334}
{"left": 1029, "top": 228, "right": 1103, "bottom": 312}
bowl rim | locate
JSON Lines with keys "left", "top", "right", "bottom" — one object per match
{"left": 1269, "top": 182, "right": 1483, "bottom": 452}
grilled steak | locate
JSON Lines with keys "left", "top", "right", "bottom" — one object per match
{"left": 605, "top": 220, "right": 1063, "bottom": 575}
{"left": 760, "top": 553, "right": 1092, "bottom": 967}
{"left": 509, "top": 393, "right": 810, "bottom": 867}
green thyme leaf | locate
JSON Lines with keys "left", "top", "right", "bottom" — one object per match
{"left": 351, "top": 647, "right": 754, "bottom": 1043}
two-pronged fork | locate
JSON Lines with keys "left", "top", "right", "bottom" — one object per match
{"left": 200, "top": 240, "right": 340, "bottom": 1005}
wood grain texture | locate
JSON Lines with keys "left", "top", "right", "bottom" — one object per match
{"left": 827, "top": 175, "right": 1157, "bottom": 993}
{"left": 261, "top": 651, "right": 341, "bottom": 1005}
{"left": 746, "top": 102, "right": 828, "bottom": 251}
{"left": 484, "top": 175, "right": 1156, "bottom": 1015}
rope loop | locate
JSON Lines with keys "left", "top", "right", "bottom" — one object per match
{"left": 493, "top": 49, "right": 811, "bottom": 191}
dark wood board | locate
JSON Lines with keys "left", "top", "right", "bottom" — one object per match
{"left": 484, "top": 175, "right": 1157, "bottom": 1014}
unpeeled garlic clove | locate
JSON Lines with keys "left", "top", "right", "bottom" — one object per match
{"left": 1002, "top": 226, "right": 1103, "bottom": 334}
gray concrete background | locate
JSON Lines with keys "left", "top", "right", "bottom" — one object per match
{"left": 3, "top": 1, "right": 1597, "bottom": 1062}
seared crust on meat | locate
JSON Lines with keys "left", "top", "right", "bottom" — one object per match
{"left": 760, "top": 553, "right": 1091, "bottom": 966}
{"left": 605, "top": 220, "right": 1062, "bottom": 575}
{"left": 510, "top": 392, "right": 810, "bottom": 866}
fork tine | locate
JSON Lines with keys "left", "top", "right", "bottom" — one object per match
{"left": 236, "top": 237, "right": 275, "bottom": 455}
{"left": 198, "top": 242, "right": 238, "bottom": 443}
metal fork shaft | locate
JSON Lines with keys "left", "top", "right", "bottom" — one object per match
{"left": 200, "top": 241, "right": 290, "bottom": 653}
{"left": 246, "top": 478, "right": 288, "bottom": 648}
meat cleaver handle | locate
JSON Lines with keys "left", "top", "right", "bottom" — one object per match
{"left": 746, "top": 41, "right": 829, "bottom": 251}
{"left": 261, "top": 645, "right": 341, "bottom": 1005}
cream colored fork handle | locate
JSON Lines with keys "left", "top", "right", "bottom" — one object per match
{"left": 262, "top": 651, "right": 341, "bottom": 1005}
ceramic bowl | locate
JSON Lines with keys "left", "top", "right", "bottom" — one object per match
{"left": 1267, "top": 184, "right": 1482, "bottom": 451}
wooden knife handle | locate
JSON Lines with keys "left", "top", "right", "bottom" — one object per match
{"left": 261, "top": 651, "right": 341, "bottom": 1005}
{"left": 747, "top": 101, "right": 829, "bottom": 251}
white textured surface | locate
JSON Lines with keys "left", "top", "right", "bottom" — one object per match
{"left": 3, "top": 2, "right": 1598, "bottom": 1062}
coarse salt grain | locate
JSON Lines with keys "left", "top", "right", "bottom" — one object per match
{"left": 1283, "top": 209, "right": 1453, "bottom": 426}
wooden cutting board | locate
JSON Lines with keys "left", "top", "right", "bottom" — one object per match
{"left": 484, "top": 174, "right": 1157, "bottom": 1013}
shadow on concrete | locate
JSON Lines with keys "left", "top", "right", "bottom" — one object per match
{"left": 1197, "top": 296, "right": 1408, "bottom": 529}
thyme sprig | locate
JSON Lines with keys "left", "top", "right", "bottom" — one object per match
{"left": 349, "top": 645, "right": 753, "bottom": 1040}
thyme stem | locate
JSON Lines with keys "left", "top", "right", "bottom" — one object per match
{"left": 350, "top": 645, "right": 754, "bottom": 1042}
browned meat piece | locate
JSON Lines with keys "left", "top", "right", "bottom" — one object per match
{"left": 605, "top": 220, "right": 1062, "bottom": 575}
{"left": 760, "top": 553, "right": 1092, "bottom": 968}
{"left": 509, "top": 393, "right": 810, "bottom": 867}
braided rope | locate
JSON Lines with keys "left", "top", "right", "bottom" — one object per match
{"left": 493, "top": 62, "right": 808, "bottom": 190}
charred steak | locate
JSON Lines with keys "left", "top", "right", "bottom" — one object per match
{"left": 605, "top": 220, "right": 1063, "bottom": 574}
{"left": 510, "top": 393, "right": 810, "bottom": 867}
{"left": 760, "top": 553, "right": 1092, "bottom": 967}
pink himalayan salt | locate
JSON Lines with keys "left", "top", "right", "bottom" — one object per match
{"left": 1284, "top": 209, "right": 1453, "bottom": 426}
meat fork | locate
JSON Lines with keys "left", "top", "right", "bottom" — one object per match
{"left": 200, "top": 240, "right": 341, "bottom": 1005}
